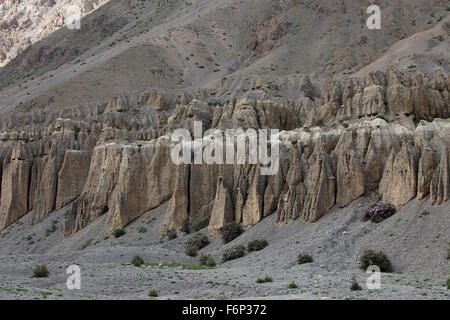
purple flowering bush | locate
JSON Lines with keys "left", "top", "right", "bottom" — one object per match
{"left": 297, "top": 253, "right": 313, "bottom": 264}
{"left": 363, "top": 202, "right": 396, "bottom": 223}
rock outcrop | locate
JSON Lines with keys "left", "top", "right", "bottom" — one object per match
{"left": 379, "top": 143, "right": 420, "bottom": 210}
{"left": 0, "top": 0, "right": 109, "bottom": 67}
{"left": 0, "top": 70, "right": 448, "bottom": 237}
{"left": 208, "top": 177, "right": 234, "bottom": 238}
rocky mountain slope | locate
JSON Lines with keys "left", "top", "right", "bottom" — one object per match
{"left": 0, "top": 0, "right": 448, "bottom": 300}
{"left": 0, "top": 0, "right": 109, "bottom": 67}
{"left": 0, "top": 0, "right": 449, "bottom": 110}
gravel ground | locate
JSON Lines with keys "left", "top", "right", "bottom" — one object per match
{"left": 0, "top": 197, "right": 448, "bottom": 300}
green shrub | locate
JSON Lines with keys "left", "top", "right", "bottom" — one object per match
{"left": 186, "top": 246, "right": 198, "bottom": 257}
{"left": 220, "top": 222, "right": 244, "bottom": 243}
{"left": 148, "top": 289, "right": 159, "bottom": 297}
{"left": 79, "top": 239, "right": 92, "bottom": 250}
{"left": 113, "top": 229, "right": 126, "bottom": 238}
{"left": 132, "top": 255, "right": 144, "bottom": 267}
{"left": 446, "top": 278, "right": 450, "bottom": 289}
{"left": 255, "top": 276, "right": 272, "bottom": 283}
{"left": 199, "top": 254, "right": 208, "bottom": 265}
{"left": 193, "top": 219, "right": 210, "bottom": 232}
{"left": 32, "top": 264, "right": 49, "bottom": 278}
{"left": 205, "top": 255, "right": 216, "bottom": 267}
{"left": 138, "top": 226, "right": 147, "bottom": 233}
{"left": 360, "top": 250, "right": 393, "bottom": 272}
{"left": 222, "top": 245, "right": 246, "bottom": 262}
{"left": 185, "top": 234, "right": 210, "bottom": 250}
{"left": 420, "top": 210, "right": 430, "bottom": 216}
{"left": 297, "top": 253, "right": 313, "bottom": 264}
{"left": 199, "top": 254, "right": 216, "bottom": 267}
{"left": 288, "top": 281, "right": 297, "bottom": 289}
{"left": 247, "top": 239, "right": 268, "bottom": 252}
{"left": 350, "top": 276, "right": 362, "bottom": 291}
{"left": 167, "top": 230, "right": 177, "bottom": 240}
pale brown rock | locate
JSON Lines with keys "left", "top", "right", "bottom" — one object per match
{"left": 302, "top": 151, "right": 336, "bottom": 222}
{"left": 379, "top": 143, "right": 419, "bottom": 209}
{"left": 0, "top": 158, "right": 30, "bottom": 230}
{"left": 55, "top": 150, "right": 91, "bottom": 210}
{"left": 430, "top": 149, "right": 449, "bottom": 206}
{"left": 336, "top": 149, "right": 365, "bottom": 207}
{"left": 208, "top": 176, "right": 234, "bottom": 238}
{"left": 275, "top": 183, "right": 306, "bottom": 223}
{"left": 147, "top": 90, "right": 169, "bottom": 110}
{"left": 242, "top": 167, "right": 266, "bottom": 228}
{"left": 417, "top": 146, "right": 435, "bottom": 200}
{"left": 64, "top": 143, "right": 123, "bottom": 236}
{"left": 31, "top": 156, "right": 58, "bottom": 224}
{"left": 160, "top": 164, "right": 190, "bottom": 235}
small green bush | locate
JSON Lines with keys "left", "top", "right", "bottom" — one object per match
{"left": 220, "top": 222, "right": 244, "bottom": 243}
{"left": 446, "top": 278, "right": 450, "bottom": 289}
{"left": 192, "top": 219, "right": 210, "bottom": 232}
{"left": 199, "top": 254, "right": 216, "bottom": 267}
{"left": 360, "top": 250, "right": 393, "bottom": 272}
{"left": 247, "top": 239, "right": 268, "bottom": 252}
{"left": 255, "top": 275, "right": 272, "bottom": 283}
{"left": 288, "top": 281, "right": 297, "bottom": 289}
{"left": 199, "top": 254, "right": 208, "bottom": 265}
{"left": 350, "top": 276, "right": 362, "bottom": 291}
{"left": 138, "top": 226, "right": 147, "bottom": 233}
{"left": 205, "top": 255, "right": 216, "bottom": 267}
{"left": 132, "top": 255, "right": 144, "bottom": 267}
{"left": 148, "top": 289, "right": 159, "bottom": 297}
{"left": 32, "top": 264, "right": 49, "bottom": 278}
{"left": 167, "top": 230, "right": 177, "bottom": 240}
{"left": 222, "top": 245, "right": 246, "bottom": 262}
{"left": 297, "top": 253, "right": 313, "bottom": 264}
{"left": 113, "top": 229, "right": 126, "bottom": 238}
{"left": 185, "top": 234, "right": 210, "bottom": 250}
{"left": 186, "top": 246, "right": 198, "bottom": 257}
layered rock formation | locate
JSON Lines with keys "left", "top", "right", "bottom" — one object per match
{"left": 0, "top": 0, "right": 109, "bottom": 66}
{"left": 0, "top": 70, "right": 448, "bottom": 238}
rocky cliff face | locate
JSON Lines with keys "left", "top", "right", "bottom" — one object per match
{"left": 0, "top": 70, "right": 448, "bottom": 238}
{"left": 0, "top": 0, "right": 109, "bottom": 66}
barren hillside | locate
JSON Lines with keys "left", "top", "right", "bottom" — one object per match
{"left": 0, "top": 0, "right": 448, "bottom": 300}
